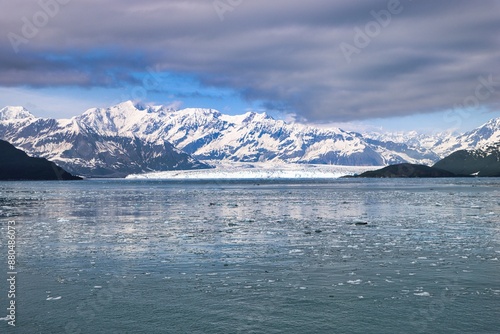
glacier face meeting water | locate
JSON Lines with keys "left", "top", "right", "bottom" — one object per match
{"left": 0, "top": 178, "right": 499, "bottom": 333}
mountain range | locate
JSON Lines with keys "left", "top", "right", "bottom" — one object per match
{"left": 0, "top": 104, "right": 210, "bottom": 177}
{"left": 0, "top": 101, "right": 499, "bottom": 177}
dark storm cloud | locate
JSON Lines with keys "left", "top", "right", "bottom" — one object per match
{"left": 1, "top": 0, "right": 499, "bottom": 121}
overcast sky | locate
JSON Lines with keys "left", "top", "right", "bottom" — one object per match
{"left": 1, "top": 0, "right": 499, "bottom": 132}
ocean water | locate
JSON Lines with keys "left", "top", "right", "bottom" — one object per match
{"left": 0, "top": 178, "right": 499, "bottom": 334}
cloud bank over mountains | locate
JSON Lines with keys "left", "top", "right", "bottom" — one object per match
{"left": 2, "top": 0, "right": 499, "bottom": 121}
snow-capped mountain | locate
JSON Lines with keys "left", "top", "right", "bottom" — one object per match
{"left": 365, "top": 130, "right": 456, "bottom": 152}
{"left": 166, "top": 109, "right": 443, "bottom": 165}
{"left": 1, "top": 101, "right": 499, "bottom": 178}
{"left": 0, "top": 106, "right": 35, "bottom": 121}
{"left": 0, "top": 103, "right": 209, "bottom": 177}
{"left": 363, "top": 116, "right": 500, "bottom": 160}
{"left": 65, "top": 102, "right": 439, "bottom": 166}
{"left": 431, "top": 117, "right": 500, "bottom": 157}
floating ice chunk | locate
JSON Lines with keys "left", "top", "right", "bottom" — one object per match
{"left": 413, "top": 292, "right": 430, "bottom": 297}
{"left": 46, "top": 296, "right": 62, "bottom": 300}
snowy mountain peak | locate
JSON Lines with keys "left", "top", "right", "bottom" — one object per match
{"left": 428, "top": 116, "right": 500, "bottom": 157}
{"left": 482, "top": 116, "right": 500, "bottom": 127}
{"left": 240, "top": 111, "right": 274, "bottom": 124}
{"left": 148, "top": 105, "right": 174, "bottom": 115}
{"left": 114, "top": 100, "right": 142, "bottom": 110}
{"left": 476, "top": 117, "right": 500, "bottom": 134}
{"left": 82, "top": 102, "right": 141, "bottom": 118}
{"left": 173, "top": 108, "right": 223, "bottom": 125}
{"left": 78, "top": 102, "right": 151, "bottom": 135}
{"left": 179, "top": 108, "right": 221, "bottom": 117}
{"left": 463, "top": 116, "right": 500, "bottom": 149}
{"left": 0, "top": 106, "right": 35, "bottom": 121}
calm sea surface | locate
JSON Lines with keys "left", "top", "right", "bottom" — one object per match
{"left": 0, "top": 178, "right": 499, "bottom": 333}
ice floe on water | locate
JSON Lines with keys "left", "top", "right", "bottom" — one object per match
{"left": 413, "top": 292, "right": 431, "bottom": 297}
{"left": 46, "top": 296, "right": 62, "bottom": 301}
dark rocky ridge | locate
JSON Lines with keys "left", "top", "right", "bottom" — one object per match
{"left": 433, "top": 145, "right": 500, "bottom": 177}
{"left": 352, "top": 163, "right": 459, "bottom": 178}
{"left": 0, "top": 140, "right": 81, "bottom": 180}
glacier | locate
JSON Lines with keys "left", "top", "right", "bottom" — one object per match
{"left": 126, "top": 161, "right": 379, "bottom": 180}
